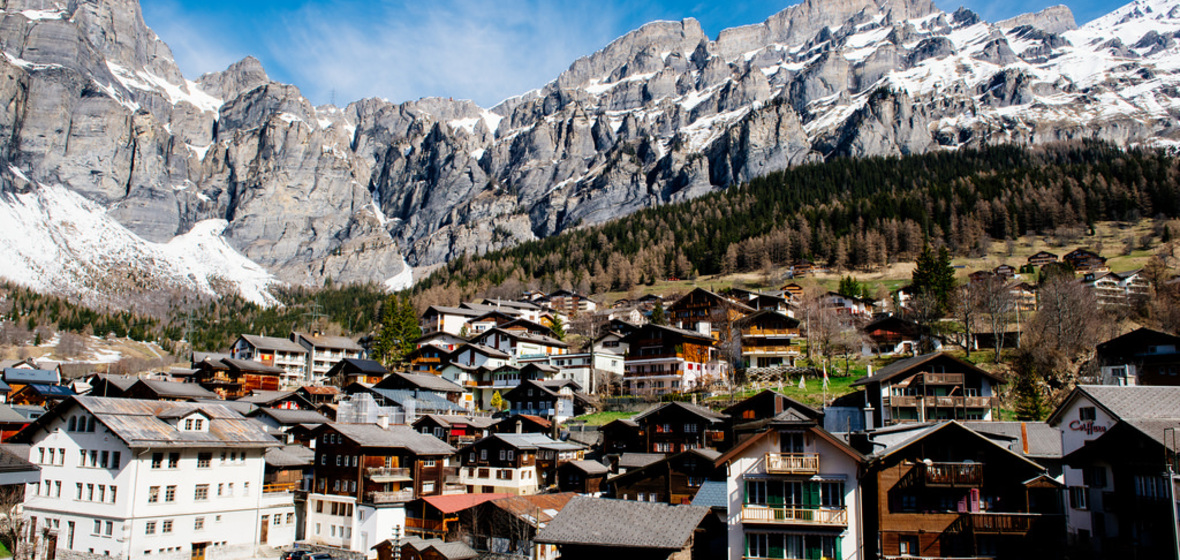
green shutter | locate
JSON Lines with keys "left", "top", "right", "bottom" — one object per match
{"left": 769, "top": 534, "right": 784, "bottom": 559}
{"left": 745, "top": 534, "right": 751, "bottom": 557}
{"left": 805, "top": 481, "right": 820, "bottom": 508}
{"left": 805, "top": 538, "right": 821, "bottom": 560}
{"left": 834, "top": 536, "right": 842, "bottom": 560}
{"left": 744, "top": 481, "right": 751, "bottom": 505}
{"left": 768, "top": 480, "right": 784, "bottom": 506}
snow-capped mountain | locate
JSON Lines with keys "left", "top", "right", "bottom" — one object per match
{"left": 0, "top": 0, "right": 1177, "bottom": 308}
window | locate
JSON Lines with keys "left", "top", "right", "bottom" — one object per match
{"left": 781, "top": 432, "right": 805, "bottom": 453}
{"left": 286, "top": 513, "right": 294, "bottom": 524}
{"left": 194, "top": 485, "right": 209, "bottom": 501}
{"left": 185, "top": 419, "right": 193, "bottom": 430}
{"left": 104, "top": 521, "right": 112, "bottom": 536}
{"left": 745, "top": 480, "right": 766, "bottom": 504}
{"left": 111, "top": 452, "right": 120, "bottom": 469}
{"left": 499, "top": 449, "right": 506, "bottom": 460}
{"left": 100, "top": 451, "right": 109, "bottom": 468}
{"left": 87, "top": 484, "right": 94, "bottom": 501}
{"left": 1079, "top": 407, "right": 1096, "bottom": 421}
{"left": 148, "top": 486, "right": 159, "bottom": 503}
{"left": 109, "top": 486, "right": 116, "bottom": 503}
{"left": 272, "top": 515, "right": 280, "bottom": 526}
{"left": 1084, "top": 467, "right": 1108, "bottom": 489}
{"left": 820, "top": 482, "right": 845, "bottom": 507}
{"left": 168, "top": 453, "right": 179, "bottom": 469}
{"left": 49, "top": 448, "right": 55, "bottom": 465}
{"left": 145, "top": 522, "right": 156, "bottom": 535}
{"left": 899, "top": 535, "right": 919, "bottom": 556}
{"left": 194, "top": 518, "right": 205, "bottom": 531}
{"left": 93, "top": 520, "right": 101, "bottom": 535}
{"left": 684, "top": 423, "right": 698, "bottom": 433}
{"left": 480, "top": 449, "right": 487, "bottom": 461}
{"left": 151, "top": 453, "right": 162, "bottom": 469}
{"left": 162, "top": 520, "right": 172, "bottom": 534}
{"left": 197, "top": 453, "right": 212, "bottom": 468}
{"left": 1069, "top": 486, "right": 1088, "bottom": 510}
{"left": 506, "top": 451, "right": 514, "bottom": 461}
{"left": 1135, "top": 475, "right": 1166, "bottom": 499}
{"left": 217, "top": 483, "right": 223, "bottom": 497}
{"left": 164, "top": 486, "right": 176, "bottom": 503}
{"left": 194, "top": 419, "right": 203, "bottom": 431}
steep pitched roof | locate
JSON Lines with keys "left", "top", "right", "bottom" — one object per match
{"left": 12, "top": 397, "right": 278, "bottom": 448}
{"left": 375, "top": 371, "right": 465, "bottom": 393}
{"left": 130, "top": 379, "right": 219, "bottom": 400}
{"left": 221, "top": 358, "right": 286, "bottom": 374}
{"left": 869, "top": 421, "right": 1046, "bottom": 471}
{"left": 420, "top": 493, "right": 513, "bottom": 514}
{"left": 535, "top": 496, "right": 710, "bottom": 549}
{"left": 565, "top": 460, "right": 610, "bottom": 475}
{"left": 365, "top": 388, "right": 466, "bottom": 413}
{"left": 328, "top": 358, "right": 388, "bottom": 375}
{"left": 1048, "top": 385, "right": 1180, "bottom": 426}
{"left": 962, "top": 421, "right": 1063, "bottom": 458}
{"left": 852, "top": 352, "right": 1002, "bottom": 386}
{"left": 249, "top": 407, "right": 330, "bottom": 426}
{"left": 264, "top": 445, "right": 315, "bottom": 468}
{"left": 633, "top": 401, "right": 727, "bottom": 423}
{"left": 293, "top": 333, "right": 363, "bottom": 351}
{"left": 325, "top": 423, "right": 455, "bottom": 455}
{"left": 3, "top": 368, "right": 58, "bottom": 385}
{"left": 239, "top": 334, "right": 306, "bottom": 353}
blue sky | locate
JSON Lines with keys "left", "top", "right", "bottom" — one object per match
{"left": 142, "top": 0, "right": 1128, "bottom": 108}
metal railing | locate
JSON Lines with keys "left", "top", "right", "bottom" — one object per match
{"left": 740, "top": 505, "right": 847, "bottom": 525}
{"left": 764, "top": 453, "right": 820, "bottom": 475}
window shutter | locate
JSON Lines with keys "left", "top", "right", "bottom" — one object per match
{"left": 768, "top": 534, "right": 784, "bottom": 559}
{"left": 804, "top": 481, "right": 820, "bottom": 508}
{"left": 768, "top": 480, "right": 784, "bottom": 506}
{"left": 834, "top": 536, "right": 842, "bottom": 560}
{"left": 743, "top": 481, "right": 750, "bottom": 505}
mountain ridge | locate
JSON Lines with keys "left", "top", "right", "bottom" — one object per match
{"left": 0, "top": 0, "right": 1178, "bottom": 309}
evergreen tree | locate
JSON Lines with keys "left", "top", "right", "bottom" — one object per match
{"left": 373, "top": 294, "right": 420, "bottom": 366}
{"left": 550, "top": 314, "right": 566, "bottom": 341}
{"left": 1012, "top": 351, "right": 1049, "bottom": 420}
{"left": 837, "top": 276, "right": 863, "bottom": 299}
{"left": 650, "top": 301, "right": 667, "bottom": 326}
{"left": 911, "top": 244, "right": 956, "bottom": 315}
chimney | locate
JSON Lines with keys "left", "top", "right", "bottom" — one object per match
{"left": 516, "top": 421, "right": 523, "bottom": 434}
{"left": 1021, "top": 422, "right": 1029, "bottom": 455}
{"left": 377, "top": 415, "right": 389, "bottom": 429}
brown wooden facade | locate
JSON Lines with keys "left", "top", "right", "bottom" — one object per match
{"left": 311, "top": 424, "right": 451, "bottom": 506}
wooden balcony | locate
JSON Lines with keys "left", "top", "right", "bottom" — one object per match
{"left": 764, "top": 453, "right": 819, "bottom": 475}
{"left": 741, "top": 327, "right": 801, "bottom": 337}
{"left": 262, "top": 481, "right": 298, "bottom": 493}
{"left": 884, "top": 396, "right": 995, "bottom": 409}
{"left": 367, "top": 467, "right": 412, "bottom": 482}
{"left": 406, "top": 517, "right": 447, "bottom": 534}
{"left": 742, "top": 345, "right": 801, "bottom": 356}
{"left": 921, "top": 462, "right": 983, "bottom": 487}
{"left": 741, "top": 505, "right": 847, "bottom": 526}
{"left": 950, "top": 512, "right": 1042, "bottom": 534}
{"left": 367, "top": 489, "right": 415, "bottom": 504}
{"left": 922, "top": 372, "right": 965, "bottom": 385}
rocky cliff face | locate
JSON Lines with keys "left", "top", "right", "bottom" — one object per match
{"left": 0, "top": 0, "right": 1178, "bottom": 307}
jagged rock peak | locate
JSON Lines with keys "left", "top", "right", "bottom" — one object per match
{"left": 997, "top": 5, "right": 1078, "bottom": 34}
{"left": 196, "top": 55, "right": 270, "bottom": 100}
{"left": 552, "top": 18, "right": 707, "bottom": 90}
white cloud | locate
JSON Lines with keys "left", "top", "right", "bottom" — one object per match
{"left": 141, "top": 0, "right": 247, "bottom": 80}
{"left": 262, "top": 0, "right": 626, "bottom": 108}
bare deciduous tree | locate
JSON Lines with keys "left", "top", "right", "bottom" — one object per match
{"left": 976, "top": 276, "right": 1016, "bottom": 362}
{"left": 0, "top": 485, "right": 28, "bottom": 559}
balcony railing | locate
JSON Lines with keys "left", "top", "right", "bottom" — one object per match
{"left": 263, "top": 482, "right": 298, "bottom": 493}
{"left": 367, "top": 489, "right": 415, "bottom": 504}
{"left": 884, "top": 396, "right": 995, "bottom": 409}
{"left": 742, "top": 346, "right": 801, "bottom": 356}
{"left": 516, "top": 408, "right": 555, "bottom": 417}
{"left": 922, "top": 372, "right": 965, "bottom": 385}
{"left": 947, "top": 512, "right": 1044, "bottom": 534}
{"left": 741, "top": 327, "right": 801, "bottom": 337}
{"left": 765, "top": 453, "right": 819, "bottom": 475}
{"left": 741, "top": 505, "right": 847, "bottom": 526}
{"left": 367, "top": 467, "right": 412, "bottom": 482}
{"left": 921, "top": 462, "right": 983, "bottom": 487}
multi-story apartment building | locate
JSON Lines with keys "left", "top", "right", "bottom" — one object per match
{"left": 16, "top": 396, "right": 292, "bottom": 560}
{"left": 622, "top": 324, "right": 722, "bottom": 395}
{"left": 714, "top": 415, "right": 865, "bottom": 560}
{"left": 304, "top": 422, "right": 456, "bottom": 557}
{"left": 292, "top": 333, "right": 363, "bottom": 385}
{"left": 230, "top": 335, "right": 309, "bottom": 388}
{"left": 191, "top": 357, "right": 285, "bottom": 399}
{"left": 852, "top": 352, "right": 1002, "bottom": 428}
{"left": 667, "top": 288, "right": 755, "bottom": 340}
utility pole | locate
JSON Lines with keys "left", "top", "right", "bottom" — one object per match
{"left": 301, "top": 299, "right": 328, "bottom": 333}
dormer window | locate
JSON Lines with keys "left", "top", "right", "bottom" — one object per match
{"left": 179, "top": 413, "right": 210, "bottom": 432}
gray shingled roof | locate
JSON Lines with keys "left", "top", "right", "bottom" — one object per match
{"left": 691, "top": 480, "right": 728, "bottom": 509}
{"left": 264, "top": 445, "right": 315, "bottom": 467}
{"left": 294, "top": 333, "right": 363, "bottom": 351}
{"left": 0, "top": 404, "right": 27, "bottom": 424}
{"left": 379, "top": 372, "right": 465, "bottom": 393}
{"left": 1079, "top": 385, "right": 1180, "bottom": 420}
{"left": 13, "top": 397, "right": 278, "bottom": 448}
{"left": 1123, "top": 418, "right": 1180, "bottom": 447}
{"left": 535, "top": 496, "right": 710, "bottom": 549}
{"left": 251, "top": 408, "right": 331, "bottom": 425}
{"left": 617, "top": 453, "right": 664, "bottom": 469}
{"left": 239, "top": 334, "right": 306, "bottom": 354}
{"left": 633, "top": 401, "right": 727, "bottom": 423}
{"left": 567, "top": 460, "right": 609, "bottom": 475}
{"left": 367, "top": 388, "right": 466, "bottom": 413}
{"left": 963, "top": 421, "right": 1063, "bottom": 458}
{"left": 132, "top": 379, "right": 219, "bottom": 400}
{"left": 328, "top": 423, "right": 456, "bottom": 455}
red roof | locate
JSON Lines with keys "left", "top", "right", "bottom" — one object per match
{"left": 520, "top": 414, "right": 552, "bottom": 428}
{"left": 421, "top": 493, "right": 513, "bottom": 514}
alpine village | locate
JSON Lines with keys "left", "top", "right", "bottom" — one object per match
{"left": 5, "top": 0, "right": 1180, "bottom": 558}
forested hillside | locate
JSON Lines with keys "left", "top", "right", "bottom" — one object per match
{"left": 413, "top": 141, "right": 1180, "bottom": 304}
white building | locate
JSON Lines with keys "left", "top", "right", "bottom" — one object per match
{"left": 231, "top": 335, "right": 309, "bottom": 388}
{"left": 713, "top": 420, "right": 865, "bottom": 560}
{"left": 16, "top": 397, "right": 292, "bottom": 560}
{"left": 292, "top": 333, "right": 363, "bottom": 385}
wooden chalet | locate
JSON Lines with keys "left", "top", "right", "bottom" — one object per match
{"left": 1026, "top": 251, "right": 1059, "bottom": 267}
{"left": 1095, "top": 327, "right": 1180, "bottom": 386}
{"left": 324, "top": 357, "right": 388, "bottom": 386}
{"left": 503, "top": 378, "right": 582, "bottom": 422}
{"left": 453, "top": 493, "right": 577, "bottom": 559}
{"left": 403, "top": 493, "right": 511, "bottom": 540}
{"left": 0, "top": 403, "right": 31, "bottom": 441}
{"left": 632, "top": 401, "right": 731, "bottom": 453}
{"left": 8, "top": 383, "right": 74, "bottom": 407}
{"left": 1064, "top": 248, "right": 1108, "bottom": 272}
{"left": 721, "top": 389, "right": 822, "bottom": 428}
{"left": 736, "top": 310, "right": 801, "bottom": 369}
{"left": 600, "top": 418, "right": 641, "bottom": 455}
{"left": 993, "top": 263, "right": 1017, "bottom": 278}
{"left": 622, "top": 324, "right": 720, "bottom": 395}
{"left": 82, "top": 374, "right": 139, "bottom": 398}
{"left": 852, "top": 352, "right": 1003, "bottom": 428}
{"left": 310, "top": 422, "right": 456, "bottom": 507}
{"left": 667, "top": 288, "right": 756, "bottom": 337}
{"left": 295, "top": 385, "right": 339, "bottom": 405}
{"left": 609, "top": 448, "right": 721, "bottom": 505}
{"left": 490, "top": 413, "right": 553, "bottom": 435}
{"left": 859, "top": 422, "right": 1065, "bottom": 560}
{"left": 191, "top": 357, "right": 284, "bottom": 399}
{"left": 861, "top": 314, "right": 926, "bottom": 357}
{"left": 789, "top": 260, "right": 815, "bottom": 278}
{"left": 413, "top": 414, "right": 499, "bottom": 448}
{"left": 558, "top": 460, "right": 610, "bottom": 494}
{"left": 456, "top": 433, "right": 583, "bottom": 494}
{"left": 406, "top": 344, "right": 451, "bottom": 375}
